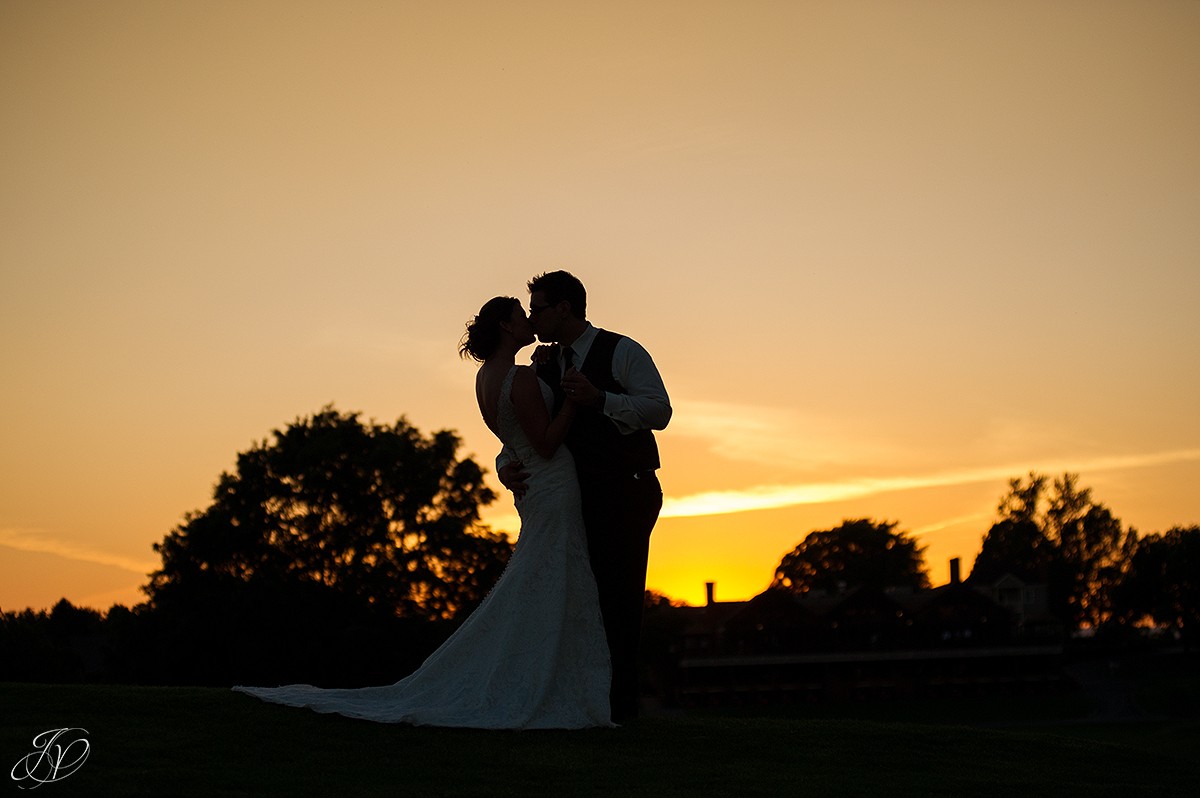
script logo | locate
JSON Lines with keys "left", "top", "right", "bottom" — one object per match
{"left": 10, "top": 728, "right": 91, "bottom": 789}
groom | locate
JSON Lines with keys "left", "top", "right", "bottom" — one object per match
{"left": 499, "top": 270, "right": 671, "bottom": 723}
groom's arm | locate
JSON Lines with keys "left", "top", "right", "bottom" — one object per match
{"left": 495, "top": 446, "right": 530, "bottom": 499}
{"left": 603, "top": 337, "right": 672, "bottom": 434}
{"left": 496, "top": 446, "right": 514, "bottom": 473}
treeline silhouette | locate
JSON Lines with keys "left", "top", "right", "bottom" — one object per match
{"left": 1, "top": 408, "right": 1197, "bottom": 687}
{"left": 764, "top": 475, "right": 1199, "bottom": 639}
{"left": 1, "top": 408, "right": 510, "bottom": 686}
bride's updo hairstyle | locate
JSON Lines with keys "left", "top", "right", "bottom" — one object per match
{"left": 459, "top": 296, "right": 521, "bottom": 362}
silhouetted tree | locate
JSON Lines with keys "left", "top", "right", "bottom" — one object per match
{"left": 969, "top": 519, "right": 1059, "bottom": 585}
{"left": 0, "top": 599, "right": 105, "bottom": 682}
{"left": 147, "top": 407, "right": 510, "bottom": 621}
{"left": 1115, "top": 525, "right": 1200, "bottom": 646}
{"left": 139, "top": 407, "right": 512, "bottom": 685}
{"left": 996, "top": 472, "right": 1048, "bottom": 526}
{"left": 975, "top": 472, "right": 1136, "bottom": 628}
{"left": 771, "top": 519, "right": 930, "bottom": 594}
{"left": 644, "top": 589, "right": 686, "bottom": 610}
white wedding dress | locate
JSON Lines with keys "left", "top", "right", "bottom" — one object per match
{"left": 234, "top": 366, "right": 614, "bottom": 729}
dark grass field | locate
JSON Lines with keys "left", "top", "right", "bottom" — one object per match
{"left": 3, "top": 682, "right": 1198, "bottom": 796}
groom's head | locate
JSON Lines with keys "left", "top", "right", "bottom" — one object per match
{"left": 527, "top": 270, "right": 586, "bottom": 343}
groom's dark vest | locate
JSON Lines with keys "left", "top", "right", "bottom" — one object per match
{"left": 544, "top": 329, "right": 660, "bottom": 482}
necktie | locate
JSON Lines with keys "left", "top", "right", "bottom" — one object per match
{"left": 557, "top": 347, "right": 575, "bottom": 410}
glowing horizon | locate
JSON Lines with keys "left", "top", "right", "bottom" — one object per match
{"left": 7, "top": 444, "right": 1199, "bottom": 610}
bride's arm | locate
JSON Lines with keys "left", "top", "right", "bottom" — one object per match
{"left": 510, "top": 365, "right": 576, "bottom": 460}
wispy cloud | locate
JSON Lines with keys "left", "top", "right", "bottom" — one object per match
{"left": 660, "top": 448, "right": 1200, "bottom": 519}
{"left": 911, "top": 513, "right": 993, "bottom": 537}
{"left": 668, "top": 399, "right": 893, "bottom": 470}
{"left": 0, "top": 528, "right": 157, "bottom": 575}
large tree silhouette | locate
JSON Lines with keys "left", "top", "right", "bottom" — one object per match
{"left": 972, "top": 472, "right": 1136, "bottom": 628}
{"left": 969, "top": 519, "right": 1059, "bottom": 585}
{"left": 771, "top": 519, "right": 930, "bottom": 594}
{"left": 147, "top": 407, "right": 511, "bottom": 621}
{"left": 138, "top": 408, "right": 512, "bottom": 685}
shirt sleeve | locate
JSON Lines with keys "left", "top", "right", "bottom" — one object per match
{"left": 601, "top": 337, "right": 672, "bottom": 434}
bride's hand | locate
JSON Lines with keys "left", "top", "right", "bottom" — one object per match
{"left": 531, "top": 345, "right": 556, "bottom": 366}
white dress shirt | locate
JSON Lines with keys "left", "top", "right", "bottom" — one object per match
{"left": 561, "top": 323, "right": 672, "bottom": 435}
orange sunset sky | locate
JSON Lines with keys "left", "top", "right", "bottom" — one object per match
{"left": 2, "top": 0, "right": 1198, "bottom": 611}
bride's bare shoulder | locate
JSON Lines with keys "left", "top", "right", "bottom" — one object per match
{"left": 510, "top": 364, "right": 538, "bottom": 387}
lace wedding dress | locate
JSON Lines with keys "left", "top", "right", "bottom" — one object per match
{"left": 234, "top": 366, "right": 613, "bottom": 729}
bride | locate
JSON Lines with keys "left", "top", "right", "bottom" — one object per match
{"left": 233, "top": 297, "right": 613, "bottom": 729}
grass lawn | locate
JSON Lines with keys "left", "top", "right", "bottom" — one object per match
{"left": 2, "top": 682, "right": 1197, "bottom": 797}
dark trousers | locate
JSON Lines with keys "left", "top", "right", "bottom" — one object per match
{"left": 578, "top": 470, "right": 662, "bottom": 723}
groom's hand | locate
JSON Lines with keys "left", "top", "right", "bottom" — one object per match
{"left": 498, "top": 461, "right": 531, "bottom": 500}
{"left": 562, "top": 368, "right": 603, "bottom": 410}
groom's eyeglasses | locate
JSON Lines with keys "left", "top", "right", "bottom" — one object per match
{"left": 528, "top": 303, "right": 555, "bottom": 315}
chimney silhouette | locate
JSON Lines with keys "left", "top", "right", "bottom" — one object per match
{"left": 705, "top": 581, "right": 715, "bottom": 606}
{"left": 949, "top": 557, "right": 961, "bottom": 586}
